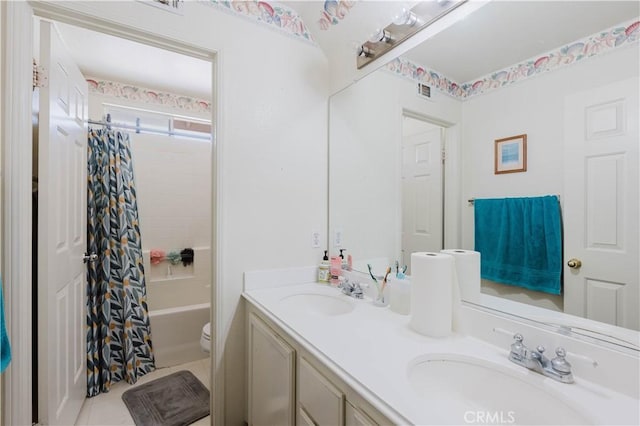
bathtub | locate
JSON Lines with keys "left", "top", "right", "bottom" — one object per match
{"left": 148, "top": 302, "right": 211, "bottom": 368}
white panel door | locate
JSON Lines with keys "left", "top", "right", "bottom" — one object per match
{"left": 563, "top": 77, "right": 639, "bottom": 331}
{"left": 401, "top": 127, "right": 443, "bottom": 272}
{"left": 38, "top": 20, "right": 88, "bottom": 425}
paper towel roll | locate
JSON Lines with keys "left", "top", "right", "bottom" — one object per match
{"left": 441, "top": 249, "right": 481, "bottom": 303}
{"left": 410, "top": 252, "right": 454, "bottom": 337}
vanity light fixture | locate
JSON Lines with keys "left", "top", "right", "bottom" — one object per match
{"left": 357, "top": 0, "right": 468, "bottom": 69}
{"left": 357, "top": 45, "right": 375, "bottom": 58}
{"left": 369, "top": 28, "right": 393, "bottom": 44}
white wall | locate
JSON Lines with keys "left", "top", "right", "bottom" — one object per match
{"left": 53, "top": 2, "right": 328, "bottom": 424}
{"left": 330, "top": 70, "right": 461, "bottom": 271}
{"left": 132, "top": 133, "right": 212, "bottom": 310}
{"left": 460, "top": 45, "right": 639, "bottom": 307}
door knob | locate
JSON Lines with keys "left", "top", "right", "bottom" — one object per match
{"left": 567, "top": 258, "right": 582, "bottom": 269}
{"left": 83, "top": 253, "right": 98, "bottom": 263}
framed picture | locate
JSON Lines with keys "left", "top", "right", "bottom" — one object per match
{"left": 137, "top": 0, "right": 184, "bottom": 15}
{"left": 495, "top": 134, "right": 527, "bottom": 174}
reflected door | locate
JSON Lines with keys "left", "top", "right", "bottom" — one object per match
{"left": 401, "top": 120, "right": 444, "bottom": 272}
{"left": 563, "top": 77, "right": 639, "bottom": 331}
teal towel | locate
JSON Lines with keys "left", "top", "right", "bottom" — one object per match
{"left": 1, "top": 276, "right": 11, "bottom": 372}
{"left": 474, "top": 196, "right": 562, "bottom": 295}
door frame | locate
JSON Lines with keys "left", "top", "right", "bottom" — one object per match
{"left": 1, "top": 3, "right": 223, "bottom": 426}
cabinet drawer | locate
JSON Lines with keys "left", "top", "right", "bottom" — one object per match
{"left": 298, "top": 356, "right": 344, "bottom": 426}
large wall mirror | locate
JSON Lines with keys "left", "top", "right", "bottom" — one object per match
{"left": 329, "top": 1, "right": 639, "bottom": 347}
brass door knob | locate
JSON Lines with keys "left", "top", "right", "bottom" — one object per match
{"left": 567, "top": 258, "right": 582, "bottom": 269}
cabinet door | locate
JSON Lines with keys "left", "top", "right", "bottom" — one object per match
{"left": 248, "top": 314, "right": 295, "bottom": 426}
{"left": 298, "top": 356, "right": 344, "bottom": 426}
{"left": 345, "top": 401, "right": 378, "bottom": 426}
{"left": 298, "top": 405, "right": 318, "bottom": 426}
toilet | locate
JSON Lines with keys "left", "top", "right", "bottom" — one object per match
{"left": 200, "top": 322, "right": 211, "bottom": 353}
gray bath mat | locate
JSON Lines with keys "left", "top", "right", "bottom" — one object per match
{"left": 122, "top": 370, "right": 210, "bottom": 426}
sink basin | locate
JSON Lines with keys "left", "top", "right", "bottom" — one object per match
{"left": 278, "top": 293, "right": 355, "bottom": 316}
{"left": 407, "top": 354, "right": 592, "bottom": 425}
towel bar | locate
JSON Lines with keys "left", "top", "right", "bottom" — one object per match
{"left": 468, "top": 195, "right": 560, "bottom": 205}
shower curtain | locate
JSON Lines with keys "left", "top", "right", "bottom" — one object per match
{"left": 86, "top": 128, "right": 155, "bottom": 397}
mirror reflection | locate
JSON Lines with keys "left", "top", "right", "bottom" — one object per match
{"left": 329, "top": 1, "right": 639, "bottom": 336}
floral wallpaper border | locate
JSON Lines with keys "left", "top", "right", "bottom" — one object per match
{"left": 86, "top": 78, "right": 212, "bottom": 113}
{"left": 385, "top": 19, "right": 640, "bottom": 100}
{"left": 204, "top": 0, "right": 315, "bottom": 43}
{"left": 385, "top": 57, "right": 466, "bottom": 98}
{"left": 318, "top": 1, "right": 356, "bottom": 31}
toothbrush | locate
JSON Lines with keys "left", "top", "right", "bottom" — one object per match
{"left": 367, "top": 264, "right": 378, "bottom": 283}
{"left": 380, "top": 267, "right": 392, "bottom": 294}
{"left": 367, "top": 264, "right": 381, "bottom": 292}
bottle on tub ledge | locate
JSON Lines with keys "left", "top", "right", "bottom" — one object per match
{"left": 318, "top": 250, "right": 330, "bottom": 284}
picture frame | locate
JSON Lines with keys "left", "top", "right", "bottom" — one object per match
{"left": 137, "top": 0, "right": 184, "bottom": 15}
{"left": 495, "top": 134, "right": 527, "bottom": 174}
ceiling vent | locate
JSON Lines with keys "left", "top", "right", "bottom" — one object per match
{"left": 417, "top": 83, "right": 432, "bottom": 100}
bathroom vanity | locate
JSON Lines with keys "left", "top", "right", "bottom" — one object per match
{"left": 243, "top": 267, "right": 640, "bottom": 426}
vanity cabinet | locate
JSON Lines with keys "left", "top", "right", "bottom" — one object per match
{"left": 298, "top": 356, "right": 344, "bottom": 425}
{"left": 345, "top": 401, "right": 378, "bottom": 426}
{"left": 247, "top": 308, "right": 389, "bottom": 426}
{"left": 248, "top": 313, "right": 295, "bottom": 426}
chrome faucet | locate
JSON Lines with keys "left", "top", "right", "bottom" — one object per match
{"left": 508, "top": 333, "right": 574, "bottom": 384}
{"left": 338, "top": 278, "right": 363, "bottom": 299}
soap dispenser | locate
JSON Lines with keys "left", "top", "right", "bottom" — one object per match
{"left": 318, "top": 250, "right": 330, "bottom": 284}
{"left": 330, "top": 255, "right": 342, "bottom": 286}
{"left": 339, "top": 249, "right": 348, "bottom": 270}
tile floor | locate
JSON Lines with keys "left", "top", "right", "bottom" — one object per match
{"left": 75, "top": 358, "right": 211, "bottom": 425}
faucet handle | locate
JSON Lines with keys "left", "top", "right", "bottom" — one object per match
{"left": 536, "top": 345, "right": 546, "bottom": 355}
{"left": 551, "top": 347, "right": 572, "bottom": 374}
{"left": 510, "top": 333, "right": 525, "bottom": 360}
{"left": 351, "top": 282, "right": 364, "bottom": 299}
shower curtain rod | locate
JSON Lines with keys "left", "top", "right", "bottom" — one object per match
{"left": 86, "top": 119, "right": 211, "bottom": 141}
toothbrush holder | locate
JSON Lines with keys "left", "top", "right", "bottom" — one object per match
{"left": 372, "top": 283, "right": 390, "bottom": 307}
{"left": 389, "top": 276, "right": 411, "bottom": 315}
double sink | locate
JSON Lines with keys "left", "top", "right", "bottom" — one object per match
{"left": 276, "top": 292, "right": 592, "bottom": 425}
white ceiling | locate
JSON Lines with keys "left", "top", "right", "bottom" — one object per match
{"left": 55, "top": 22, "right": 212, "bottom": 100}
{"left": 286, "top": 1, "right": 638, "bottom": 85}
{"left": 401, "top": 1, "right": 639, "bottom": 84}
{"left": 283, "top": 1, "right": 419, "bottom": 54}
{"left": 52, "top": 1, "right": 637, "bottom": 98}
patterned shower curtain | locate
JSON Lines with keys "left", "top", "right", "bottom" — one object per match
{"left": 86, "top": 128, "right": 155, "bottom": 397}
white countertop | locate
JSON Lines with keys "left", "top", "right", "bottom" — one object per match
{"left": 243, "top": 281, "right": 640, "bottom": 425}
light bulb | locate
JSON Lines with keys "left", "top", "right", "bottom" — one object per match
{"left": 393, "top": 8, "right": 419, "bottom": 27}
